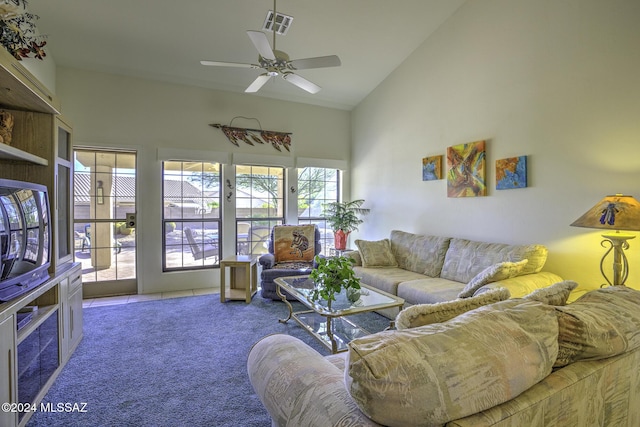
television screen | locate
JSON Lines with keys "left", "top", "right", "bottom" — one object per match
{"left": 0, "top": 179, "right": 51, "bottom": 302}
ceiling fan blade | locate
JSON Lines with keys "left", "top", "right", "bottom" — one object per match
{"left": 247, "top": 31, "right": 276, "bottom": 61}
{"left": 200, "top": 60, "right": 258, "bottom": 69}
{"left": 282, "top": 72, "right": 321, "bottom": 94}
{"left": 288, "top": 55, "right": 341, "bottom": 70}
{"left": 245, "top": 74, "right": 273, "bottom": 93}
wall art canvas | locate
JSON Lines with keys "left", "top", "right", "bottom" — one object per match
{"left": 422, "top": 155, "right": 442, "bottom": 181}
{"left": 447, "top": 140, "right": 486, "bottom": 197}
{"left": 496, "top": 155, "right": 527, "bottom": 190}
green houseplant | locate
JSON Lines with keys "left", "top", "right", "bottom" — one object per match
{"left": 309, "top": 255, "right": 361, "bottom": 309}
{"left": 323, "top": 199, "right": 370, "bottom": 250}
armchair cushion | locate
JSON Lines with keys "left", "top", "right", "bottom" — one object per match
{"left": 272, "top": 224, "right": 316, "bottom": 263}
{"left": 260, "top": 224, "right": 322, "bottom": 300}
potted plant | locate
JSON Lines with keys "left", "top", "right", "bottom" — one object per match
{"left": 323, "top": 199, "right": 370, "bottom": 250}
{"left": 309, "top": 255, "right": 361, "bottom": 309}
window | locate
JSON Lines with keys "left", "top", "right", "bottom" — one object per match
{"left": 235, "top": 165, "right": 284, "bottom": 255}
{"left": 297, "top": 167, "right": 339, "bottom": 255}
{"left": 162, "top": 161, "right": 221, "bottom": 271}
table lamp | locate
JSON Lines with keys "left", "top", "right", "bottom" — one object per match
{"left": 571, "top": 194, "right": 640, "bottom": 286}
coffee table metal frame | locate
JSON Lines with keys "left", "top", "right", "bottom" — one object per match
{"left": 274, "top": 275, "right": 405, "bottom": 353}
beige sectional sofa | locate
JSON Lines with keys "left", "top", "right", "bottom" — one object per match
{"left": 347, "top": 230, "right": 563, "bottom": 305}
{"left": 248, "top": 285, "right": 640, "bottom": 426}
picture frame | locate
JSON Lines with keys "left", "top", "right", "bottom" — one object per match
{"left": 496, "top": 155, "right": 528, "bottom": 190}
{"left": 422, "top": 155, "right": 442, "bottom": 181}
{"left": 446, "top": 140, "right": 486, "bottom": 197}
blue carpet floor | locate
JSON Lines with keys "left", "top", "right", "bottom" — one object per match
{"left": 25, "top": 294, "right": 390, "bottom": 427}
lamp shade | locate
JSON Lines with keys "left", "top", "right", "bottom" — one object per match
{"left": 571, "top": 194, "right": 640, "bottom": 232}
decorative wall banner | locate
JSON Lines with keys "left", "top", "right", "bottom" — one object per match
{"left": 496, "top": 155, "right": 527, "bottom": 190}
{"left": 446, "top": 140, "right": 486, "bottom": 197}
{"left": 209, "top": 117, "right": 292, "bottom": 152}
{"left": 422, "top": 155, "right": 442, "bottom": 181}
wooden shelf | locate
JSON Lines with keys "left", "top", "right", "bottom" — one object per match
{"left": 0, "top": 47, "right": 59, "bottom": 114}
{"left": 0, "top": 141, "right": 48, "bottom": 165}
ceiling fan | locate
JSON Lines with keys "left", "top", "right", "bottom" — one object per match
{"left": 200, "top": 1, "right": 341, "bottom": 94}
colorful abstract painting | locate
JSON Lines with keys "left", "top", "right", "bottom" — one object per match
{"left": 496, "top": 155, "right": 527, "bottom": 190}
{"left": 447, "top": 140, "right": 486, "bottom": 197}
{"left": 422, "top": 155, "right": 442, "bottom": 181}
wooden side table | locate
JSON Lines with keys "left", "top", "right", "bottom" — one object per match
{"left": 220, "top": 255, "right": 258, "bottom": 303}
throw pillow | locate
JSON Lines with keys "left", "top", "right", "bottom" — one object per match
{"left": 389, "top": 230, "right": 451, "bottom": 277}
{"left": 458, "top": 259, "right": 528, "bottom": 298}
{"left": 395, "top": 287, "right": 511, "bottom": 329}
{"left": 523, "top": 280, "right": 578, "bottom": 306}
{"left": 273, "top": 225, "right": 315, "bottom": 263}
{"left": 355, "top": 239, "right": 398, "bottom": 268}
{"left": 346, "top": 299, "right": 558, "bottom": 427}
{"left": 554, "top": 285, "right": 640, "bottom": 368}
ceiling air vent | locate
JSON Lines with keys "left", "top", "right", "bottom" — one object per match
{"left": 262, "top": 10, "right": 293, "bottom": 35}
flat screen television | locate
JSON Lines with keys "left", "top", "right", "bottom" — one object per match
{"left": 0, "top": 178, "right": 51, "bottom": 302}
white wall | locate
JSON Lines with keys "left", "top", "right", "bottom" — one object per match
{"left": 351, "top": 0, "right": 640, "bottom": 294}
{"left": 56, "top": 67, "right": 351, "bottom": 294}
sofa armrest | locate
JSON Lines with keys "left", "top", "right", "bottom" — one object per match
{"left": 448, "top": 348, "right": 640, "bottom": 426}
{"left": 475, "top": 272, "right": 563, "bottom": 298}
{"left": 259, "top": 253, "right": 275, "bottom": 269}
{"left": 248, "top": 334, "right": 381, "bottom": 427}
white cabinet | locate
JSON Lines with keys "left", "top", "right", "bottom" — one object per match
{"left": 0, "top": 314, "right": 17, "bottom": 427}
{"left": 0, "top": 263, "right": 82, "bottom": 427}
{"left": 60, "top": 264, "right": 83, "bottom": 361}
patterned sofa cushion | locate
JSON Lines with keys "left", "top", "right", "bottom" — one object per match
{"left": 457, "top": 260, "right": 528, "bottom": 298}
{"left": 440, "top": 238, "right": 548, "bottom": 283}
{"left": 395, "top": 287, "right": 511, "bottom": 329}
{"left": 390, "top": 230, "right": 451, "bottom": 277}
{"left": 355, "top": 238, "right": 398, "bottom": 267}
{"left": 554, "top": 285, "right": 640, "bottom": 367}
{"left": 397, "top": 277, "right": 465, "bottom": 305}
{"left": 524, "top": 280, "right": 578, "bottom": 306}
{"left": 353, "top": 267, "right": 427, "bottom": 296}
{"left": 346, "top": 299, "right": 558, "bottom": 426}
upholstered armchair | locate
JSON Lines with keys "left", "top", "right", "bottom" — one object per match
{"left": 259, "top": 224, "right": 322, "bottom": 300}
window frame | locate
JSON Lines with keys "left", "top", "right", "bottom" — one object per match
{"left": 161, "top": 161, "right": 222, "bottom": 272}
{"left": 297, "top": 167, "right": 340, "bottom": 255}
{"left": 234, "top": 164, "right": 286, "bottom": 255}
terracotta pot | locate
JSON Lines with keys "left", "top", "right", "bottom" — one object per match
{"left": 334, "top": 229, "right": 349, "bottom": 251}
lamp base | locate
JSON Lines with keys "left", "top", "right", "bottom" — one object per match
{"left": 599, "top": 233, "right": 635, "bottom": 287}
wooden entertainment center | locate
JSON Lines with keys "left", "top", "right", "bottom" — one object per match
{"left": 0, "top": 47, "right": 82, "bottom": 427}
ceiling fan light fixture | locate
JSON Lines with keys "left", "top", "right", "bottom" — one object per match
{"left": 263, "top": 10, "right": 293, "bottom": 35}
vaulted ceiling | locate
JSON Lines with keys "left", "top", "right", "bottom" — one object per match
{"left": 28, "top": 0, "right": 466, "bottom": 110}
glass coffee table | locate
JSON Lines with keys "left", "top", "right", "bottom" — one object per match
{"left": 274, "top": 275, "right": 405, "bottom": 353}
